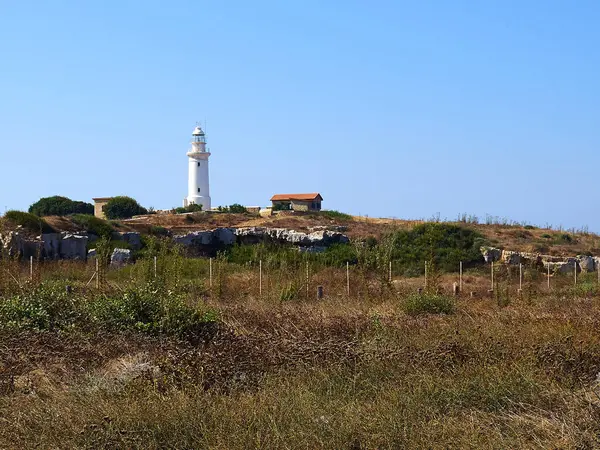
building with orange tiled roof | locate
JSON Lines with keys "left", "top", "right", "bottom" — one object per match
{"left": 270, "top": 193, "right": 323, "bottom": 212}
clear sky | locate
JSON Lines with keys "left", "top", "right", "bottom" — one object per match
{"left": 1, "top": 1, "right": 599, "bottom": 230}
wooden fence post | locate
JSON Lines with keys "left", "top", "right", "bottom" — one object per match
{"left": 259, "top": 260, "right": 263, "bottom": 297}
{"left": 346, "top": 262, "right": 350, "bottom": 296}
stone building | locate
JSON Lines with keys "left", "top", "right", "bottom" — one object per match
{"left": 92, "top": 197, "right": 112, "bottom": 219}
{"left": 270, "top": 193, "right": 323, "bottom": 212}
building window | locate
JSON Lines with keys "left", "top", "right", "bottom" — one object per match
{"left": 197, "top": 188, "right": 201, "bottom": 193}
{"left": 197, "top": 162, "right": 200, "bottom": 167}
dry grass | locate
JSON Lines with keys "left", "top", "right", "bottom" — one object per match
{"left": 2, "top": 258, "right": 600, "bottom": 448}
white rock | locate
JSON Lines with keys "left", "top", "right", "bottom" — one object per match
{"left": 501, "top": 250, "right": 522, "bottom": 265}
{"left": 480, "top": 247, "right": 501, "bottom": 263}
{"left": 59, "top": 233, "right": 88, "bottom": 260}
{"left": 110, "top": 248, "right": 132, "bottom": 267}
{"left": 578, "top": 255, "right": 595, "bottom": 272}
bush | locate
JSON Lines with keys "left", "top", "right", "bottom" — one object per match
{"left": 87, "top": 282, "right": 218, "bottom": 337}
{"left": 228, "top": 203, "right": 247, "bottom": 214}
{"left": 216, "top": 204, "right": 248, "bottom": 213}
{"left": 0, "top": 283, "right": 83, "bottom": 331}
{"left": 28, "top": 196, "right": 93, "bottom": 217}
{"left": 272, "top": 202, "right": 291, "bottom": 211}
{"left": 389, "top": 223, "right": 485, "bottom": 274}
{"left": 70, "top": 214, "right": 114, "bottom": 238}
{"left": 403, "top": 292, "right": 455, "bottom": 315}
{"left": 4, "top": 210, "right": 54, "bottom": 233}
{"left": 173, "top": 204, "right": 203, "bottom": 214}
{"left": 0, "top": 281, "right": 218, "bottom": 338}
{"left": 319, "top": 210, "right": 353, "bottom": 221}
{"left": 103, "top": 196, "right": 147, "bottom": 220}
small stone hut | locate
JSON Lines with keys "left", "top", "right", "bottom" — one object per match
{"left": 270, "top": 193, "right": 323, "bottom": 212}
{"left": 92, "top": 197, "right": 113, "bottom": 219}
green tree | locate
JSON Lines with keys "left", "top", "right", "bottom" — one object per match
{"left": 29, "top": 196, "right": 94, "bottom": 217}
{"left": 103, "top": 196, "right": 147, "bottom": 220}
{"left": 228, "top": 203, "right": 247, "bottom": 213}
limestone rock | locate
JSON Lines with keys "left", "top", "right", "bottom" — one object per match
{"left": 59, "top": 233, "right": 88, "bottom": 260}
{"left": 173, "top": 230, "right": 216, "bottom": 247}
{"left": 111, "top": 248, "right": 132, "bottom": 267}
{"left": 501, "top": 250, "right": 522, "bottom": 265}
{"left": 308, "top": 225, "right": 348, "bottom": 233}
{"left": 120, "top": 232, "right": 142, "bottom": 250}
{"left": 544, "top": 258, "right": 580, "bottom": 274}
{"left": 0, "top": 231, "right": 42, "bottom": 259}
{"left": 214, "top": 228, "right": 236, "bottom": 246}
{"left": 520, "top": 252, "right": 542, "bottom": 266}
{"left": 578, "top": 255, "right": 595, "bottom": 272}
{"left": 41, "top": 233, "right": 61, "bottom": 259}
{"left": 480, "top": 247, "right": 501, "bottom": 263}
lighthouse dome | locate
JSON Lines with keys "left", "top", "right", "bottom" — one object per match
{"left": 192, "top": 126, "right": 205, "bottom": 136}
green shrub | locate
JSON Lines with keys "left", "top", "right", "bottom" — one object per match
{"left": 103, "top": 196, "right": 148, "bottom": 219}
{"left": 319, "top": 210, "right": 353, "bottom": 221}
{"left": 0, "top": 281, "right": 218, "bottom": 338}
{"left": 389, "top": 223, "right": 485, "bottom": 274}
{"left": 70, "top": 214, "right": 114, "bottom": 238}
{"left": 149, "top": 225, "right": 169, "bottom": 236}
{"left": 28, "top": 196, "right": 93, "bottom": 217}
{"left": 228, "top": 203, "right": 247, "bottom": 214}
{"left": 4, "top": 210, "right": 54, "bottom": 233}
{"left": 403, "top": 292, "right": 455, "bottom": 315}
{"left": 0, "top": 283, "right": 83, "bottom": 331}
{"left": 174, "top": 204, "right": 203, "bottom": 214}
{"left": 88, "top": 282, "right": 218, "bottom": 337}
{"left": 279, "top": 282, "right": 300, "bottom": 301}
{"left": 322, "top": 243, "right": 358, "bottom": 266}
{"left": 272, "top": 202, "right": 291, "bottom": 211}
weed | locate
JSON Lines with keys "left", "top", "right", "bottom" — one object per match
{"left": 4, "top": 210, "right": 54, "bottom": 233}
{"left": 403, "top": 292, "right": 455, "bottom": 315}
{"left": 71, "top": 214, "right": 114, "bottom": 238}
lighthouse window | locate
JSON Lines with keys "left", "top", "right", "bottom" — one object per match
{"left": 197, "top": 188, "right": 201, "bottom": 193}
{"left": 197, "top": 162, "right": 200, "bottom": 167}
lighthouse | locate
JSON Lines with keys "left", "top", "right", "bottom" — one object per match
{"left": 184, "top": 125, "right": 211, "bottom": 211}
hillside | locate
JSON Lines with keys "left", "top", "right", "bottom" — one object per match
{"left": 33, "top": 211, "right": 600, "bottom": 258}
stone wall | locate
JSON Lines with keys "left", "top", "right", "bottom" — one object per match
{"left": 480, "top": 246, "right": 599, "bottom": 274}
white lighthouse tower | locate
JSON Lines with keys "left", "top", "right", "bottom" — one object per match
{"left": 184, "top": 124, "right": 211, "bottom": 210}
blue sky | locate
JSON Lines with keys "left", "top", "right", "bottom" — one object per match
{"left": 1, "top": 1, "right": 599, "bottom": 229}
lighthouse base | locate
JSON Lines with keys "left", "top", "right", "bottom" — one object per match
{"left": 184, "top": 196, "right": 211, "bottom": 212}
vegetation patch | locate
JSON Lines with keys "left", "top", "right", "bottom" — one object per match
{"left": 104, "top": 196, "right": 148, "bottom": 220}
{"left": 318, "top": 210, "right": 353, "bottom": 221}
{"left": 389, "top": 223, "right": 486, "bottom": 275}
{"left": 28, "top": 196, "right": 93, "bottom": 217}
{"left": 70, "top": 214, "right": 114, "bottom": 238}
{"left": 173, "top": 204, "right": 203, "bottom": 214}
{"left": 4, "top": 210, "right": 54, "bottom": 233}
{"left": 403, "top": 292, "right": 455, "bottom": 315}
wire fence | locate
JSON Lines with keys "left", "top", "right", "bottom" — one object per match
{"left": 1, "top": 255, "right": 598, "bottom": 301}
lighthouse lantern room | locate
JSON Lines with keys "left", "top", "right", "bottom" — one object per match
{"left": 184, "top": 125, "right": 211, "bottom": 211}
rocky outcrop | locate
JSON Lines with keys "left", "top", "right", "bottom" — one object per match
{"left": 480, "top": 247, "right": 501, "bottom": 263}
{"left": 111, "top": 248, "right": 132, "bottom": 267}
{"left": 41, "top": 233, "right": 61, "bottom": 259}
{"left": 578, "top": 255, "right": 595, "bottom": 272}
{"left": 172, "top": 227, "right": 350, "bottom": 251}
{"left": 501, "top": 250, "right": 522, "bottom": 265}
{"left": 0, "top": 231, "right": 43, "bottom": 259}
{"left": 59, "top": 233, "right": 88, "bottom": 260}
{"left": 308, "top": 225, "right": 348, "bottom": 233}
{"left": 3, "top": 226, "right": 350, "bottom": 261}
{"left": 480, "top": 247, "right": 594, "bottom": 274}
{"left": 112, "top": 232, "right": 142, "bottom": 250}
{"left": 234, "top": 227, "right": 349, "bottom": 247}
